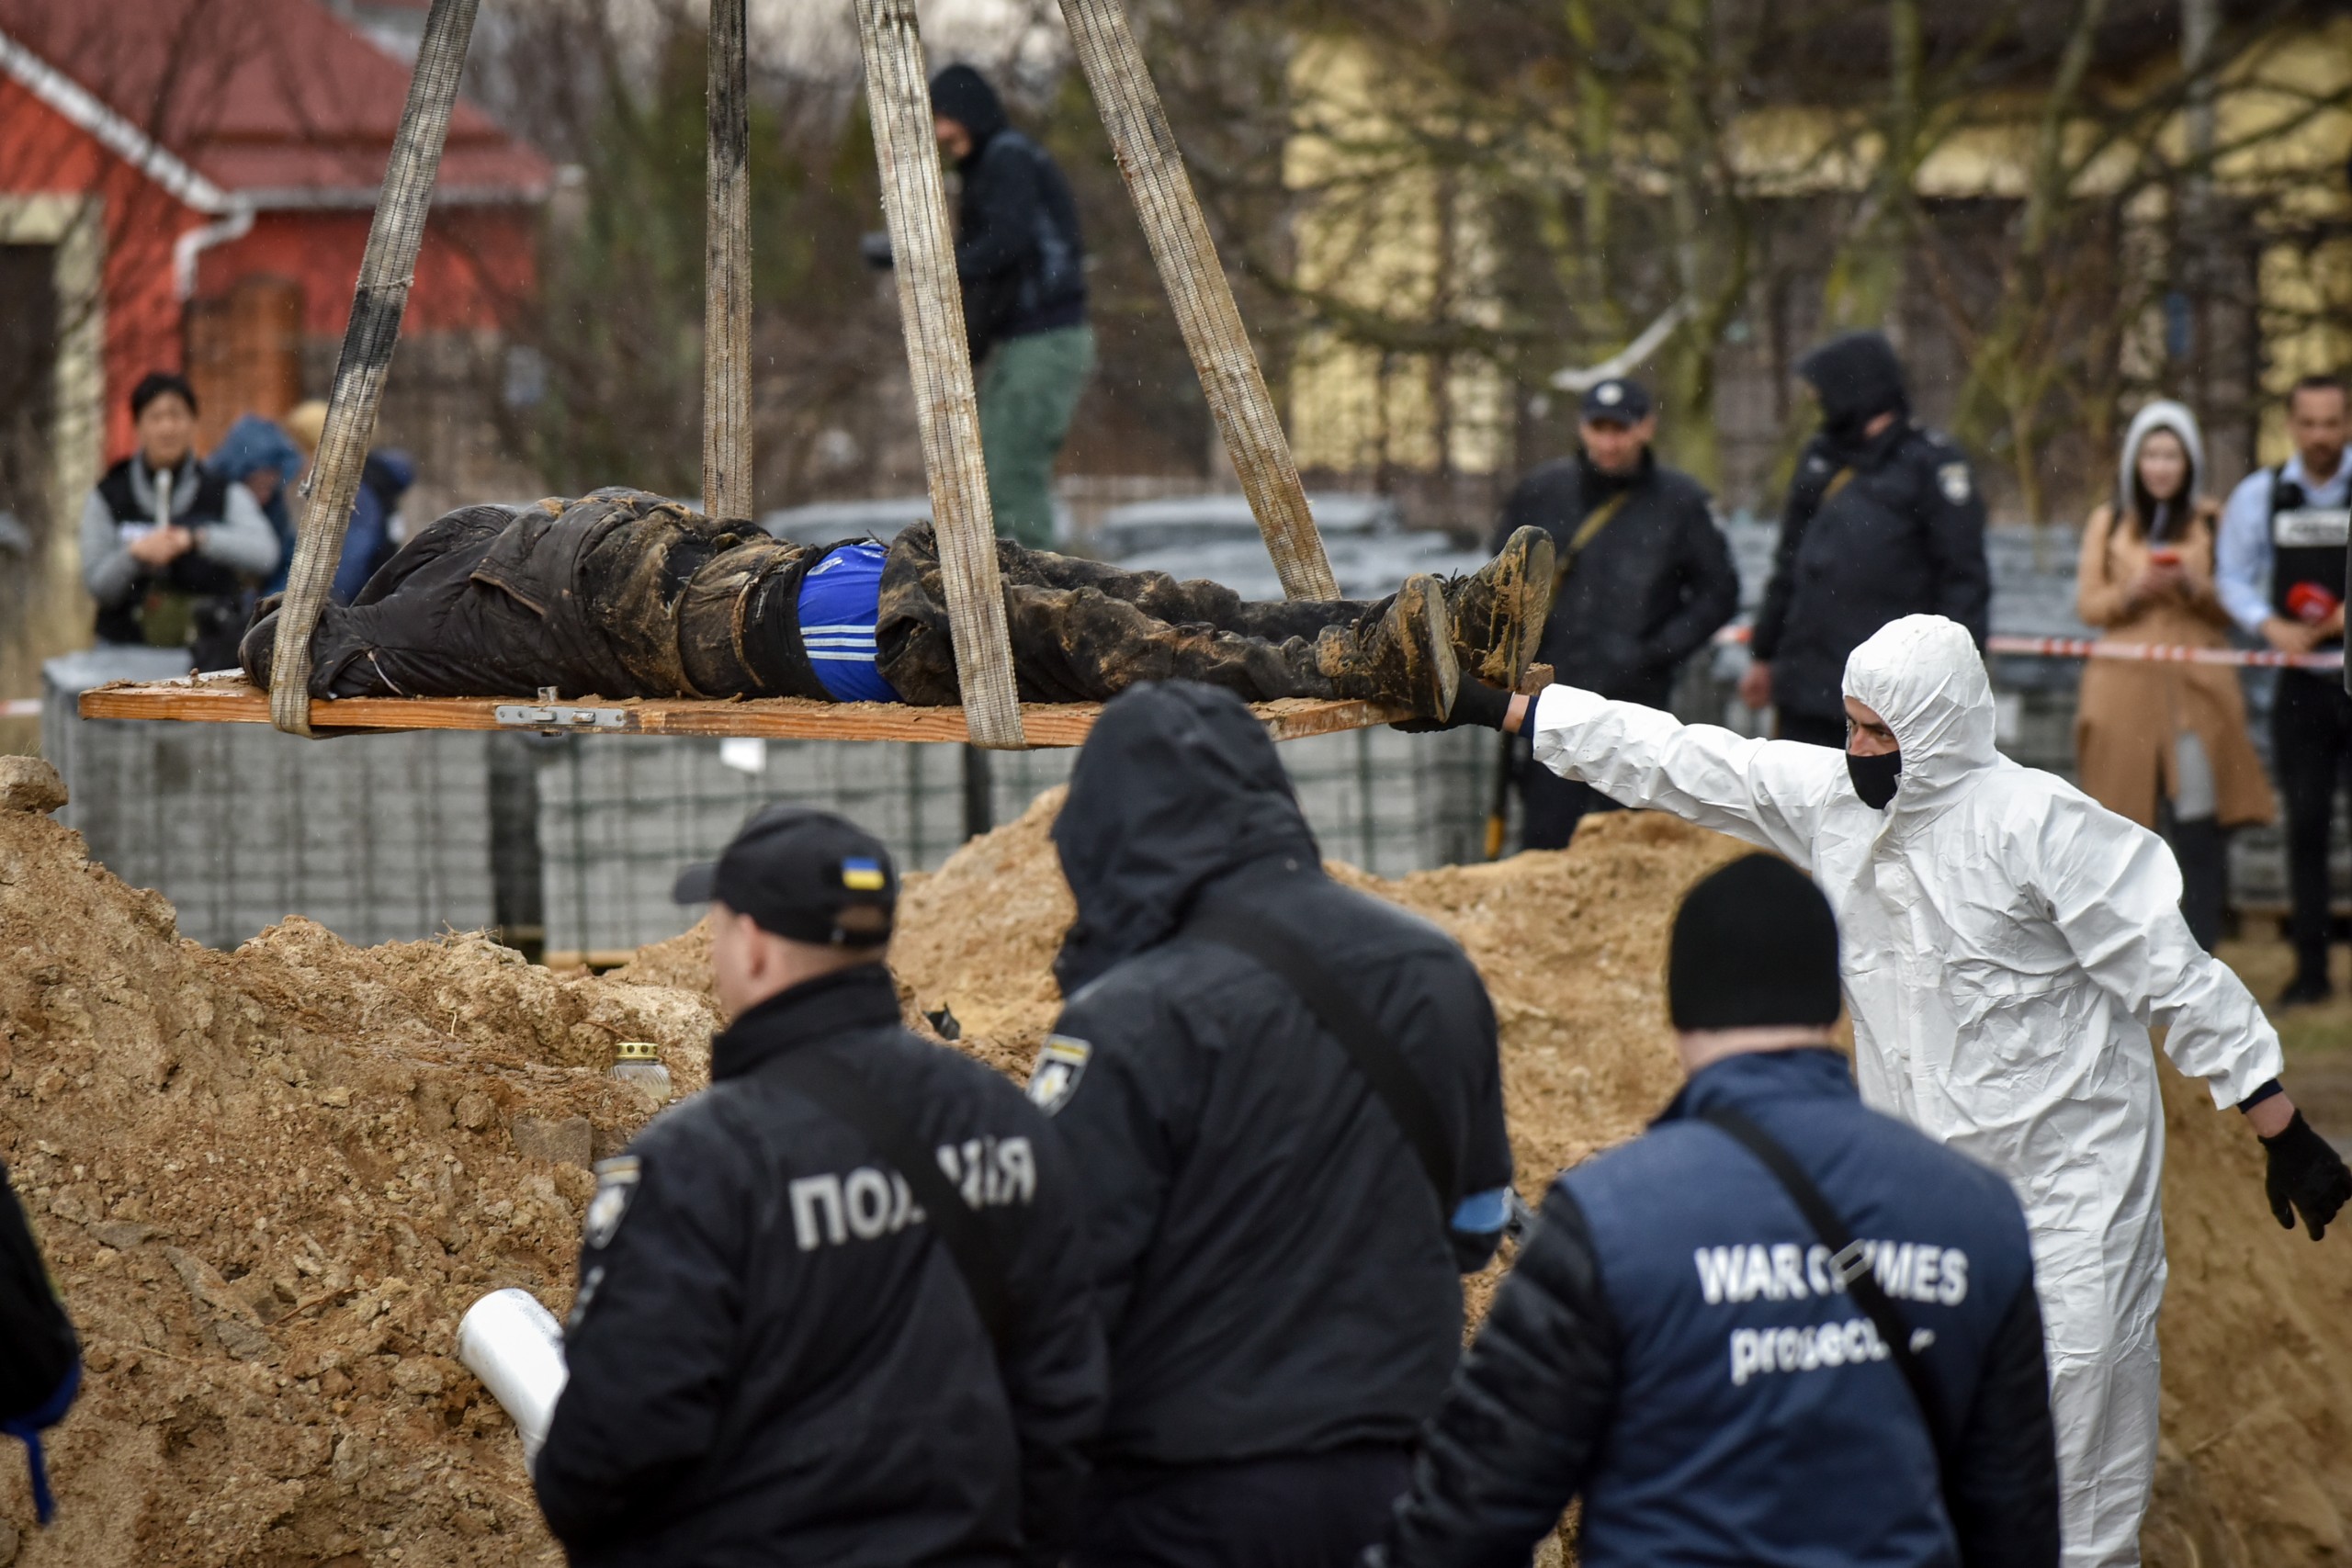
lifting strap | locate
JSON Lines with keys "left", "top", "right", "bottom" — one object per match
{"left": 1056, "top": 0, "right": 1338, "bottom": 602}
{"left": 268, "top": 0, "right": 481, "bottom": 736}
{"left": 702, "top": 0, "right": 752, "bottom": 523}
{"left": 853, "top": 0, "right": 1026, "bottom": 748}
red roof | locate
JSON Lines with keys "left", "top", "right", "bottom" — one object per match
{"left": 0, "top": 0, "right": 550, "bottom": 204}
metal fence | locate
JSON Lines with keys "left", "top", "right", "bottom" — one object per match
{"left": 42, "top": 650, "right": 495, "bottom": 949}
{"left": 536, "top": 725, "right": 1493, "bottom": 960}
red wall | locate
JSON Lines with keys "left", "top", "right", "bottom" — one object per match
{"left": 0, "top": 77, "right": 204, "bottom": 458}
{"left": 0, "top": 80, "right": 542, "bottom": 459}
{"left": 197, "top": 205, "right": 540, "bottom": 337}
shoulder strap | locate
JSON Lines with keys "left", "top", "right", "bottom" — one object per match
{"left": 1696, "top": 1106, "right": 1953, "bottom": 1476}
{"left": 770, "top": 1046, "right": 1012, "bottom": 1352}
{"left": 1556, "top": 489, "right": 1634, "bottom": 585}
{"left": 1190, "top": 899, "right": 1458, "bottom": 1213}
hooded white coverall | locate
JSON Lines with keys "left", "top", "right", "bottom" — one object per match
{"left": 1528, "top": 614, "right": 2281, "bottom": 1567}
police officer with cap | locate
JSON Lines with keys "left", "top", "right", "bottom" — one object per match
{"left": 534, "top": 807, "right": 1107, "bottom": 1567}
{"left": 1379, "top": 854, "right": 2059, "bottom": 1568}
{"left": 1491, "top": 376, "right": 1738, "bottom": 847}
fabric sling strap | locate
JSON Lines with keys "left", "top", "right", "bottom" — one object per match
{"left": 1699, "top": 1106, "right": 1956, "bottom": 1493}
{"left": 770, "top": 1046, "right": 1013, "bottom": 1352}
{"left": 1191, "top": 899, "right": 1457, "bottom": 1213}
{"left": 1555, "top": 488, "right": 1633, "bottom": 587}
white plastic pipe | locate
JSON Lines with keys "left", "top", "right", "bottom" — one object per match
{"left": 458, "top": 1287, "right": 569, "bottom": 1470}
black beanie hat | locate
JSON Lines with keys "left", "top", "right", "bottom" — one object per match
{"left": 1668, "top": 854, "right": 1842, "bottom": 1031}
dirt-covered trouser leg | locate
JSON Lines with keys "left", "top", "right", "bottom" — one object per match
{"left": 876, "top": 526, "right": 1384, "bottom": 705}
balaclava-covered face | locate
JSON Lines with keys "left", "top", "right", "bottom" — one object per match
{"left": 1840, "top": 615, "right": 1997, "bottom": 816}
{"left": 1797, "top": 330, "right": 1909, "bottom": 448}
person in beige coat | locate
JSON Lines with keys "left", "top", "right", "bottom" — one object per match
{"left": 2075, "top": 400, "right": 2276, "bottom": 948}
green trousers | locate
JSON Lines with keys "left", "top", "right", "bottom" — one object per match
{"left": 978, "top": 324, "right": 1094, "bottom": 548}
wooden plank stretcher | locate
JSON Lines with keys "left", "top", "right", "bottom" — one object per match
{"left": 79, "top": 677, "right": 1406, "bottom": 750}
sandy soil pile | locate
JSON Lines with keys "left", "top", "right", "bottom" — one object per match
{"left": 6, "top": 761, "right": 2349, "bottom": 1564}
{"left": 0, "top": 760, "right": 717, "bottom": 1566}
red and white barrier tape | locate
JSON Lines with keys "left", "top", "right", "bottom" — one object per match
{"left": 1, "top": 698, "right": 40, "bottom": 718}
{"left": 1713, "top": 625, "right": 2343, "bottom": 671}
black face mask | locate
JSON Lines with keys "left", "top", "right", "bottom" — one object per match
{"left": 1848, "top": 749, "right": 1902, "bottom": 810}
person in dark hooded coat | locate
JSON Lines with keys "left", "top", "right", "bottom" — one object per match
{"left": 1741, "top": 330, "right": 1990, "bottom": 747}
{"left": 1032, "top": 682, "right": 1514, "bottom": 1568}
{"left": 929, "top": 63, "right": 1093, "bottom": 548}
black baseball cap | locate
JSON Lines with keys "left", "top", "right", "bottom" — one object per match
{"left": 1579, "top": 377, "right": 1653, "bottom": 424}
{"left": 672, "top": 805, "right": 898, "bottom": 947}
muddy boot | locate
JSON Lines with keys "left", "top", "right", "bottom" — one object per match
{"left": 1441, "top": 525, "right": 1555, "bottom": 688}
{"left": 1317, "top": 573, "right": 1460, "bottom": 718}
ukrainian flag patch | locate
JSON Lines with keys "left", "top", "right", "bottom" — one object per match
{"left": 840, "top": 858, "right": 888, "bottom": 891}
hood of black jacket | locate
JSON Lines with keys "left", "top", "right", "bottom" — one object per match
{"left": 1051, "top": 682, "right": 1320, "bottom": 995}
{"left": 930, "top": 64, "right": 1009, "bottom": 159}
{"left": 1798, "top": 330, "right": 1909, "bottom": 444}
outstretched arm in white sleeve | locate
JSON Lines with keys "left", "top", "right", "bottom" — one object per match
{"left": 1514, "top": 684, "right": 1846, "bottom": 871}
{"left": 2030, "top": 792, "right": 2281, "bottom": 1109}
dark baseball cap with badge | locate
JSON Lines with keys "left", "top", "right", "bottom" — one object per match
{"left": 1579, "top": 377, "right": 1654, "bottom": 425}
{"left": 671, "top": 805, "right": 898, "bottom": 948}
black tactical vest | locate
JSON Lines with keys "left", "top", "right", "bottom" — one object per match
{"left": 92, "top": 457, "right": 244, "bottom": 660}
{"left": 2267, "top": 465, "right": 2351, "bottom": 649}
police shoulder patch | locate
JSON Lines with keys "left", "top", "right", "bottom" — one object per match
{"left": 1026, "top": 1035, "right": 1092, "bottom": 1115}
{"left": 583, "top": 1155, "right": 642, "bottom": 1250}
{"left": 1938, "top": 461, "right": 1972, "bottom": 505}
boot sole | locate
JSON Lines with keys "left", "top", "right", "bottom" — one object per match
{"left": 1483, "top": 529, "right": 1555, "bottom": 688}
{"left": 1400, "top": 574, "right": 1461, "bottom": 719}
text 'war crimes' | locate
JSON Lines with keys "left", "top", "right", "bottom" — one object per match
{"left": 1695, "top": 1241, "right": 1970, "bottom": 1307}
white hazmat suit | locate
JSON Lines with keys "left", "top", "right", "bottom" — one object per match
{"left": 1527, "top": 614, "right": 2282, "bottom": 1567}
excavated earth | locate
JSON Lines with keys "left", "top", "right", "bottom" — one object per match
{"left": 3, "top": 769, "right": 2349, "bottom": 1565}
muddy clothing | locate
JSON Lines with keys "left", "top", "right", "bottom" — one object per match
{"left": 243, "top": 490, "right": 1410, "bottom": 710}
{"left": 535, "top": 964, "right": 1107, "bottom": 1567}
{"left": 1383, "top": 1049, "right": 2058, "bottom": 1568}
{"left": 1040, "top": 685, "right": 1511, "bottom": 1540}
{"left": 83, "top": 454, "right": 278, "bottom": 669}
{"left": 876, "top": 522, "right": 1385, "bottom": 705}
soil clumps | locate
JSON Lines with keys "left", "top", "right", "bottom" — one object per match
{"left": 3, "top": 780, "right": 2347, "bottom": 1564}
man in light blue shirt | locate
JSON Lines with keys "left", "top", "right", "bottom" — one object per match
{"left": 2214, "top": 373, "right": 2351, "bottom": 1006}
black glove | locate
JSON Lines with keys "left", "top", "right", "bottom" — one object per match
{"left": 2262, "top": 1111, "right": 2352, "bottom": 1239}
{"left": 1391, "top": 680, "right": 1514, "bottom": 734}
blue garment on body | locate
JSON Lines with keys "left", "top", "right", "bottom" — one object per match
{"left": 796, "top": 542, "right": 901, "bottom": 703}
{"left": 2, "top": 1360, "right": 78, "bottom": 1525}
{"left": 1559, "top": 1048, "right": 2038, "bottom": 1568}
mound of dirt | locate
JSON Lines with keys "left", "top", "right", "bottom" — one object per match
{"left": 0, "top": 773, "right": 717, "bottom": 1566}
{"left": 7, "top": 766, "right": 2350, "bottom": 1565}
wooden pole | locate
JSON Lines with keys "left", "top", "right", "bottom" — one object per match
{"left": 702, "top": 0, "right": 752, "bottom": 520}
{"left": 1056, "top": 0, "right": 1339, "bottom": 601}
{"left": 268, "top": 0, "right": 481, "bottom": 735}
{"left": 853, "top": 0, "right": 1025, "bottom": 748}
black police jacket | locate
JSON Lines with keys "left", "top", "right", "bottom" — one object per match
{"left": 1384, "top": 1049, "right": 2058, "bottom": 1568}
{"left": 1750, "top": 423, "right": 1990, "bottom": 726}
{"left": 956, "top": 128, "right": 1088, "bottom": 361}
{"left": 533, "top": 964, "right": 1107, "bottom": 1567}
{"left": 1040, "top": 682, "right": 1513, "bottom": 1469}
{"left": 1490, "top": 450, "right": 1739, "bottom": 709}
